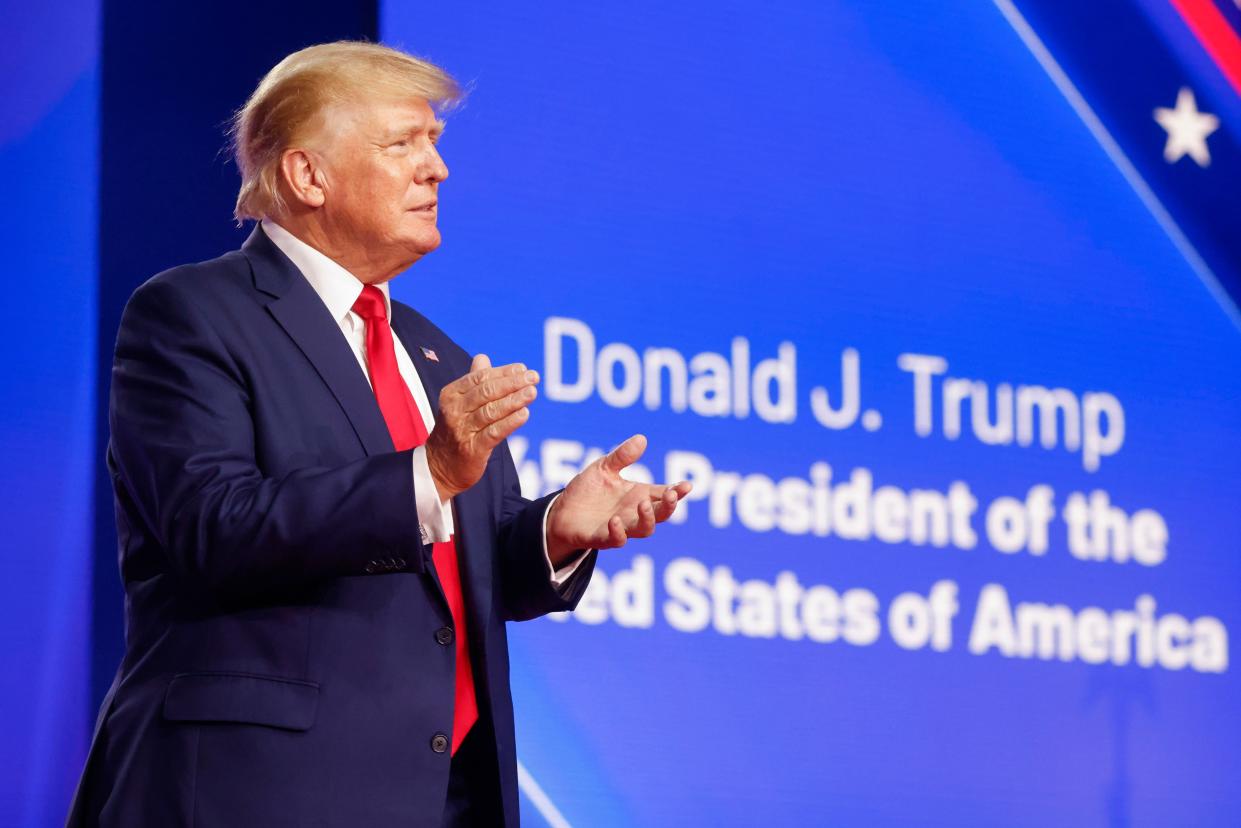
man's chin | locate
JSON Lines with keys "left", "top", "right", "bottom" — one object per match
{"left": 401, "top": 228, "right": 442, "bottom": 257}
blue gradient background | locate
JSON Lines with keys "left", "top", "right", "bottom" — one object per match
{"left": 0, "top": 1, "right": 99, "bottom": 826}
{"left": 384, "top": 3, "right": 1241, "bottom": 825}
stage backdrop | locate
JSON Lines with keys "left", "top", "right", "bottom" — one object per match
{"left": 0, "top": 1, "right": 99, "bottom": 825}
{"left": 382, "top": 2, "right": 1241, "bottom": 825}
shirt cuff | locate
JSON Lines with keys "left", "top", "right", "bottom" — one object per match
{"left": 542, "top": 492, "right": 590, "bottom": 589}
{"left": 412, "top": 446, "right": 454, "bottom": 543}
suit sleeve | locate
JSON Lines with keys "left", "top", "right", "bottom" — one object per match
{"left": 492, "top": 441, "right": 597, "bottom": 622}
{"left": 110, "top": 276, "right": 429, "bottom": 602}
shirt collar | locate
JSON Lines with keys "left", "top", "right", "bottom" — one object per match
{"left": 261, "top": 219, "right": 391, "bottom": 327}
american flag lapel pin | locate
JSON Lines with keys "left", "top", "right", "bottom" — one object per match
{"left": 421, "top": 346, "right": 439, "bottom": 363}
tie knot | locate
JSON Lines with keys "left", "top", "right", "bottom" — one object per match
{"left": 351, "top": 285, "right": 387, "bottom": 321}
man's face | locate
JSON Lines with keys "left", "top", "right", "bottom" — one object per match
{"left": 316, "top": 96, "right": 448, "bottom": 272}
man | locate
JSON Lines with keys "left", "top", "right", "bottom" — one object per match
{"left": 69, "top": 41, "right": 689, "bottom": 827}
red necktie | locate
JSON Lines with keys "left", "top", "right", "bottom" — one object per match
{"left": 352, "top": 285, "right": 478, "bottom": 754}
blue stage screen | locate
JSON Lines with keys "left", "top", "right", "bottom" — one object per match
{"left": 0, "top": 1, "right": 99, "bottom": 826}
{"left": 382, "top": 2, "right": 1240, "bottom": 825}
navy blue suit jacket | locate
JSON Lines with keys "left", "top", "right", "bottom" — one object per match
{"left": 68, "top": 226, "right": 595, "bottom": 827}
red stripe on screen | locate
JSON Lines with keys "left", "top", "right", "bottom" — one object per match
{"left": 1167, "top": 0, "right": 1241, "bottom": 95}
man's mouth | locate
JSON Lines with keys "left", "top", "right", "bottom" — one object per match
{"left": 411, "top": 201, "right": 437, "bottom": 212}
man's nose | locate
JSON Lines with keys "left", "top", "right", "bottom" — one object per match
{"left": 418, "top": 146, "right": 449, "bottom": 184}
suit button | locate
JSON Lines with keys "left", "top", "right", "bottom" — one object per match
{"left": 435, "top": 626, "right": 454, "bottom": 646}
{"left": 364, "top": 560, "right": 379, "bottom": 574}
{"left": 431, "top": 733, "right": 449, "bottom": 754}
{"left": 395, "top": 557, "right": 407, "bottom": 568}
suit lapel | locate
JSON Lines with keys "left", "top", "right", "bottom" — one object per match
{"left": 243, "top": 226, "right": 394, "bottom": 458}
{"left": 246, "top": 226, "right": 497, "bottom": 641}
{"left": 244, "top": 227, "right": 497, "bottom": 636}
{"left": 391, "top": 307, "right": 495, "bottom": 635}
{"left": 391, "top": 315, "right": 458, "bottom": 421}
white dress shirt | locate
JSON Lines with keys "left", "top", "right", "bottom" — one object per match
{"left": 262, "top": 220, "right": 584, "bottom": 586}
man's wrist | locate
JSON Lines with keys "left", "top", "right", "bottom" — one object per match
{"left": 544, "top": 496, "right": 574, "bottom": 567}
{"left": 424, "top": 443, "right": 460, "bottom": 501}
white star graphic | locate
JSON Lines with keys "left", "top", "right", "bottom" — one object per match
{"left": 1153, "top": 87, "right": 1219, "bottom": 167}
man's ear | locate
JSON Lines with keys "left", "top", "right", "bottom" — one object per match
{"left": 279, "top": 148, "right": 326, "bottom": 208}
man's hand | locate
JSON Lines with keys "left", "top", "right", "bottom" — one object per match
{"left": 546, "top": 434, "right": 692, "bottom": 567}
{"left": 426, "top": 354, "right": 538, "bottom": 501}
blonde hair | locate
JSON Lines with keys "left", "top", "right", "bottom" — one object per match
{"left": 229, "top": 41, "right": 463, "bottom": 222}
